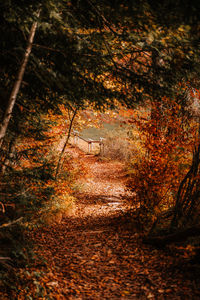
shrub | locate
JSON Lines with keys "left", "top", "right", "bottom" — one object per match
{"left": 101, "top": 129, "right": 133, "bottom": 162}
{"left": 127, "top": 98, "right": 196, "bottom": 231}
{"left": 40, "top": 194, "right": 76, "bottom": 225}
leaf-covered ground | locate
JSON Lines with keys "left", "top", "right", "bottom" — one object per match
{"left": 15, "top": 146, "right": 200, "bottom": 299}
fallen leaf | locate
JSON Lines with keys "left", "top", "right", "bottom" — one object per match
{"left": 147, "top": 292, "right": 154, "bottom": 298}
{"left": 47, "top": 281, "right": 59, "bottom": 287}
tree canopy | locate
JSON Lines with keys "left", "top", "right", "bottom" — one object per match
{"left": 1, "top": 0, "right": 200, "bottom": 118}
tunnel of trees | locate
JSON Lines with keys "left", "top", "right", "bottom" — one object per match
{"left": 0, "top": 0, "right": 200, "bottom": 297}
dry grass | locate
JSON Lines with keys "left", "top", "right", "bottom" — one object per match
{"left": 69, "top": 127, "right": 143, "bottom": 163}
{"left": 102, "top": 135, "right": 131, "bottom": 161}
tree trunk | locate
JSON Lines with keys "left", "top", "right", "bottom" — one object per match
{"left": 170, "top": 141, "right": 200, "bottom": 229}
{"left": 0, "top": 10, "right": 40, "bottom": 148}
{"left": 1, "top": 137, "right": 16, "bottom": 174}
{"left": 55, "top": 108, "right": 78, "bottom": 179}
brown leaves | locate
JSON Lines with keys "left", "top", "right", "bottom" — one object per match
{"left": 14, "top": 146, "right": 200, "bottom": 299}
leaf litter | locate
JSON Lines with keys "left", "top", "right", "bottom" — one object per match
{"left": 15, "top": 146, "right": 200, "bottom": 299}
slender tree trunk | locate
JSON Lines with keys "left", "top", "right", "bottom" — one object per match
{"left": 1, "top": 137, "right": 16, "bottom": 174}
{"left": 55, "top": 108, "right": 78, "bottom": 179}
{"left": 0, "top": 10, "right": 40, "bottom": 148}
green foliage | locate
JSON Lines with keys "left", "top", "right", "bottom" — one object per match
{"left": 0, "top": 222, "right": 36, "bottom": 297}
{"left": 0, "top": 114, "right": 57, "bottom": 294}
{"left": 71, "top": 0, "right": 200, "bottom": 104}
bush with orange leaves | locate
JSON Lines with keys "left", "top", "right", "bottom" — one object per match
{"left": 127, "top": 97, "right": 196, "bottom": 230}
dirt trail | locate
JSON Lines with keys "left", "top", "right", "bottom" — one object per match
{"left": 30, "top": 146, "right": 199, "bottom": 299}
{"left": 67, "top": 145, "right": 131, "bottom": 219}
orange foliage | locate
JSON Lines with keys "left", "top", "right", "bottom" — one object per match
{"left": 127, "top": 96, "right": 197, "bottom": 225}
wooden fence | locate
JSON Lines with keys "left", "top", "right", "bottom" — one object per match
{"left": 72, "top": 130, "right": 105, "bottom": 154}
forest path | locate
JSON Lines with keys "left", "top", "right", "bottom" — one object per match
{"left": 30, "top": 146, "right": 199, "bottom": 299}
{"left": 66, "top": 144, "right": 132, "bottom": 219}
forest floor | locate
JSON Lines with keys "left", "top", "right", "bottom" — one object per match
{"left": 17, "top": 146, "right": 200, "bottom": 299}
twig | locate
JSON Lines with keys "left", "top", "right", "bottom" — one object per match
{"left": 0, "top": 217, "right": 23, "bottom": 228}
{"left": 32, "top": 43, "right": 67, "bottom": 57}
{"left": 0, "top": 257, "right": 12, "bottom": 261}
{"left": 0, "top": 202, "right": 5, "bottom": 213}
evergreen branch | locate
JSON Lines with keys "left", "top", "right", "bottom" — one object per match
{"left": 32, "top": 43, "right": 67, "bottom": 56}
{"left": 86, "top": 0, "right": 122, "bottom": 36}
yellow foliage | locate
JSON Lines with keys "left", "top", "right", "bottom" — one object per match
{"left": 41, "top": 194, "right": 76, "bottom": 225}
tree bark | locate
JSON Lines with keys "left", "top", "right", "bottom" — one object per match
{"left": 0, "top": 10, "right": 40, "bottom": 148}
{"left": 1, "top": 137, "right": 16, "bottom": 174}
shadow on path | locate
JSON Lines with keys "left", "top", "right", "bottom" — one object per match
{"left": 30, "top": 146, "right": 200, "bottom": 299}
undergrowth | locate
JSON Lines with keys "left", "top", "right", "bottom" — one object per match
{"left": 0, "top": 124, "right": 83, "bottom": 297}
